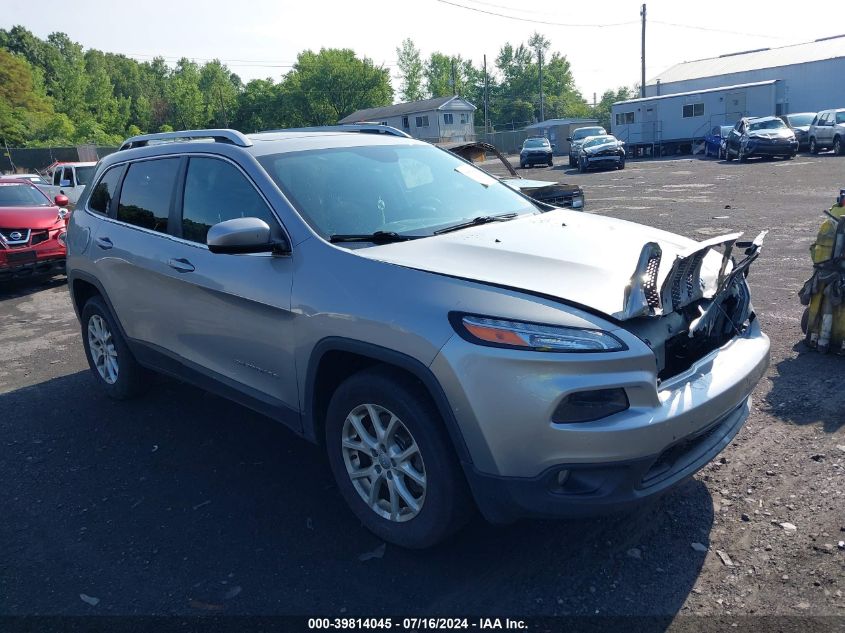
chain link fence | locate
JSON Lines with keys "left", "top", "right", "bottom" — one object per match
{"left": 1, "top": 145, "right": 118, "bottom": 175}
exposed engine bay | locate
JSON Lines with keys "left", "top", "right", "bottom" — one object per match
{"left": 621, "top": 231, "right": 768, "bottom": 382}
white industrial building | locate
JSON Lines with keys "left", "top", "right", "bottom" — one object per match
{"left": 612, "top": 34, "right": 845, "bottom": 154}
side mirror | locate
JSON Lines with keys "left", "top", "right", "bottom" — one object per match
{"left": 566, "top": 137, "right": 572, "bottom": 142}
{"left": 55, "top": 194, "right": 69, "bottom": 207}
{"left": 207, "top": 217, "right": 289, "bottom": 255}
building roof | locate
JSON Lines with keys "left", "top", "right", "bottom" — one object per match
{"left": 615, "top": 80, "right": 777, "bottom": 106}
{"left": 338, "top": 96, "right": 476, "bottom": 124}
{"left": 524, "top": 118, "right": 598, "bottom": 129}
{"left": 649, "top": 34, "right": 845, "bottom": 86}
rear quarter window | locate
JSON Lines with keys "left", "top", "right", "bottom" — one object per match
{"left": 88, "top": 167, "right": 123, "bottom": 216}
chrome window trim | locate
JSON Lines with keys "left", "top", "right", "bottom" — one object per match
{"left": 83, "top": 151, "right": 293, "bottom": 256}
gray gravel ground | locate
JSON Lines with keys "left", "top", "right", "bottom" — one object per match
{"left": 0, "top": 152, "right": 843, "bottom": 629}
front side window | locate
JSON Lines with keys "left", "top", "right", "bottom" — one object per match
{"left": 181, "top": 157, "right": 278, "bottom": 244}
{"left": 88, "top": 167, "right": 123, "bottom": 215}
{"left": 258, "top": 144, "right": 536, "bottom": 240}
{"left": 117, "top": 158, "right": 179, "bottom": 233}
{"left": 0, "top": 182, "right": 51, "bottom": 207}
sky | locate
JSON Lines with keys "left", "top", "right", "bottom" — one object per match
{"left": 2, "top": 0, "right": 838, "bottom": 105}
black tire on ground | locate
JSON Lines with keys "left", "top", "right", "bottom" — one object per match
{"left": 739, "top": 149, "right": 748, "bottom": 163}
{"left": 80, "top": 295, "right": 150, "bottom": 399}
{"left": 568, "top": 156, "right": 575, "bottom": 167}
{"left": 618, "top": 159, "right": 625, "bottom": 170}
{"left": 324, "top": 367, "right": 473, "bottom": 549}
{"left": 725, "top": 148, "right": 734, "bottom": 161}
{"left": 809, "top": 138, "right": 818, "bottom": 154}
{"left": 579, "top": 159, "right": 587, "bottom": 173}
{"left": 520, "top": 162, "right": 526, "bottom": 169}
{"left": 834, "top": 136, "right": 843, "bottom": 156}
{"left": 801, "top": 307, "right": 809, "bottom": 335}
{"left": 547, "top": 159, "right": 553, "bottom": 167}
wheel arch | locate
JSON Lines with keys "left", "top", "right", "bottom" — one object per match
{"left": 303, "top": 337, "right": 473, "bottom": 465}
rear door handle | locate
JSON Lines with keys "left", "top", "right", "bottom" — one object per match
{"left": 95, "top": 236, "right": 113, "bottom": 250}
{"left": 168, "top": 258, "right": 195, "bottom": 273}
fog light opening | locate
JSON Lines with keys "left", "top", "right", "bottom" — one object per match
{"left": 552, "top": 388, "right": 629, "bottom": 424}
{"left": 556, "top": 469, "right": 570, "bottom": 487}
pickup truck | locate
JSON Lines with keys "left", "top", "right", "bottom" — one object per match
{"left": 41, "top": 162, "right": 97, "bottom": 207}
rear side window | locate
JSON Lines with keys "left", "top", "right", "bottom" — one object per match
{"left": 117, "top": 159, "right": 179, "bottom": 233}
{"left": 88, "top": 167, "right": 123, "bottom": 215}
{"left": 181, "top": 157, "right": 277, "bottom": 244}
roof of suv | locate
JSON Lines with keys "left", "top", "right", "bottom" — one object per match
{"left": 245, "top": 130, "right": 419, "bottom": 156}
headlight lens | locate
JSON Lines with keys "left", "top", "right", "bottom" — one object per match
{"left": 453, "top": 314, "right": 626, "bottom": 352}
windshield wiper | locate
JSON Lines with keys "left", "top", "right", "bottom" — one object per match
{"left": 433, "top": 213, "right": 518, "bottom": 235}
{"left": 329, "top": 231, "right": 423, "bottom": 244}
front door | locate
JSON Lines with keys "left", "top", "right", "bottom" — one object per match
{"left": 153, "top": 155, "right": 298, "bottom": 420}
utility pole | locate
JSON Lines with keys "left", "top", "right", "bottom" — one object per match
{"left": 640, "top": 3, "right": 647, "bottom": 97}
{"left": 483, "top": 54, "right": 489, "bottom": 135}
{"left": 538, "top": 48, "right": 545, "bottom": 122}
{"left": 450, "top": 58, "right": 457, "bottom": 95}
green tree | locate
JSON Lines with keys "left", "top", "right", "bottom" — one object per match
{"left": 592, "top": 86, "right": 635, "bottom": 131}
{"left": 396, "top": 38, "right": 424, "bottom": 102}
{"left": 199, "top": 60, "right": 241, "bottom": 127}
{"left": 166, "top": 58, "right": 204, "bottom": 129}
{"left": 233, "top": 78, "right": 282, "bottom": 133}
{"left": 282, "top": 48, "right": 392, "bottom": 125}
{"left": 0, "top": 48, "right": 54, "bottom": 145}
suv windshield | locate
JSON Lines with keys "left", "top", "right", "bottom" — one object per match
{"left": 748, "top": 119, "right": 786, "bottom": 131}
{"left": 573, "top": 127, "right": 605, "bottom": 140}
{"left": 583, "top": 136, "right": 614, "bottom": 147}
{"left": 523, "top": 138, "right": 549, "bottom": 148}
{"left": 258, "top": 144, "right": 537, "bottom": 239}
{"left": 75, "top": 166, "right": 95, "bottom": 186}
{"left": 787, "top": 113, "right": 814, "bottom": 127}
{"left": 0, "top": 183, "right": 51, "bottom": 207}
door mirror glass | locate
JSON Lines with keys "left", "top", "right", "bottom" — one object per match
{"left": 207, "top": 217, "right": 288, "bottom": 255}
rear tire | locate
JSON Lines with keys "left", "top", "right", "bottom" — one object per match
{"left": 325, "top": 367, "right": 472, "bottom": 549}
{"left": 81, "top": 296, "right": 150, "bottom": 399}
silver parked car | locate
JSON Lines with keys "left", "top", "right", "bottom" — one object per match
{"left": 808, "top": 108, "right": 845, "bottom": 155}
{"left": 67, "top": 127, "right": 770, "bottom": 548}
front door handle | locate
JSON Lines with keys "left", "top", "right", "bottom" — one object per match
{"left": 95, "top": 236, "right": 113, "bottom": 250}
{"left": 168, "top": 258, "right": 195, "bottom": 273}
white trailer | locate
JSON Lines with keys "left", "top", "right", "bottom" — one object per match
{"left": 611, "top": 80, "right": 779, "bottom": 155}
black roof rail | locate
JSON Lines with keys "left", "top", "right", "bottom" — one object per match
{"left": 119, "top": 129, "right": 253, "bottom": 151}
{"left": 261, "top": 124, "right": 411, "bottom": 138}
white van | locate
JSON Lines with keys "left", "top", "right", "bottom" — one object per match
{"left": 42, "top": 162, "right": 97, "bottom": 206}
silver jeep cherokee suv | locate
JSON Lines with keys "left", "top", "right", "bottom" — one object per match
{"left": 67, "top": 127, "right": 770, "bottom": 548}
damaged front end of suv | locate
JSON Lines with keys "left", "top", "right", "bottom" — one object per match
{"left": 618, "top": 231, "right": 768, "bottom": 382}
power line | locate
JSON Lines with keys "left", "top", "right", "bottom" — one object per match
{"left": 650, "top": 20, "right": 788, "bottom": 41}
{"left": 434, "top": 0, "right": 638, "bottom": 27}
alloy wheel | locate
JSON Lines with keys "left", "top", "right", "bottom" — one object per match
{"left": 87, "top": 314, "right": 118, "bottom": 384}
{"left": 341, "top": 403, "right": 426, "bottom": 522}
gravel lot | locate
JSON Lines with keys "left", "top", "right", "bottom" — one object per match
{"left": 1, "top": 153, "right": 843, "bottom": 628}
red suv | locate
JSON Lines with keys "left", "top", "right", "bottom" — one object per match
{"left": 0, "top": 179, "right": 69, "bottom": 281}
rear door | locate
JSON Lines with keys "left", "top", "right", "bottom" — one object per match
{"left": 149, "top": 154, "right": 299, "bottom": 420}
{"left": 90, "top": 156, "right": 182, "bottom": 349}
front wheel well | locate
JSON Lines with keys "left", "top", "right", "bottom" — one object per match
{"left": 306, "top": 346, "right": 470, "bottom": 464}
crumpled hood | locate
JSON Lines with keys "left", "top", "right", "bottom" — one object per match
{"left": 353, "top": 209, "right": 705, "bottom": 319}
{"left": 0, "top": 207, "right": 63, "bottom": 230}
{"left": 748, "top": 128, "right": 794, "bottom": 140}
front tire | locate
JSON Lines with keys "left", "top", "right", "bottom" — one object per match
{"left": 617, "top": 158, "right": 626, "bottom": 170}
{"left": 325, "top": 368, "right": 472, "bottom": 548}
{"left": 578, "top": 158, "right": 587, "bottom": 173}
{"left": 809, "top": 137, "right": 818, "bottom": 154}
{"left": 739, "top": 148, "right": 748, "bottom": 162}
{"left": 81, "top": 296, "right": 150, "bottom": 399}
{"left": 834, "top": 136, "right": 843, "bottom": 156}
